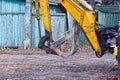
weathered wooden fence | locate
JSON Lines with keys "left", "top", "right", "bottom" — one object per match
{"left": 0, "top": 0, "right": 66, "bottom": 47}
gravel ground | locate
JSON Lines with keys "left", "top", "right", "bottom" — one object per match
{"left": 0, "top": 46, "right": 119, "bottom": 80}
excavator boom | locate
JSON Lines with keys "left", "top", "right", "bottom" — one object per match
{"left": 59, "top": 0, "right": 102, "bottom": 55}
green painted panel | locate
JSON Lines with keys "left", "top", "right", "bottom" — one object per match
{"left": 97, "top": 6, "right": 120, "bottom": 27}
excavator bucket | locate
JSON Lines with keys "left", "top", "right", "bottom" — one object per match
{"left": 51, "top": 25, "right": 78, "bottom": 57}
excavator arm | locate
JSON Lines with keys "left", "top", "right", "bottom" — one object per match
{"left": 35, "top": 0, "right": 102, "bottom": 56}
{"left": 35, "top": 0, "right": 56, "bottom": 55}
{"left": 35, "top": 0, "right": 119, "bottom": 60}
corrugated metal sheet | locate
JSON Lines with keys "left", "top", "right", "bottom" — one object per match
{"left": 0, "top": 0, "right": 66, "bottom": 47}
{"left": 97, "top": 6, "right": 120, "bottom": 27}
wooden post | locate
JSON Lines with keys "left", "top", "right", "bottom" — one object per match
{"left": 24, "top": 0, "right": 32, "bottom": 50}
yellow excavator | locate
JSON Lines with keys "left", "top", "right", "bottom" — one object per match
{"left": 34, "top": 0, "right": 120, "bottom": 64}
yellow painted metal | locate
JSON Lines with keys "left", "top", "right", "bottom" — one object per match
{"left": 35, "top": 0, "right": 40, "bottom": 19}
{"left": 118, "top": 21, "right": 120, "bottom": 26}
{"left": 59, "top": 0, "right": 102, "bottom": 54}
{"left": 118, "top": 21, "right": 120, "bottom": 38}
{"left": 39, "top": 0, "right": 51, "bottom": 32}
{"left": 114, "top": 47, "right": 118, "bottom": 56}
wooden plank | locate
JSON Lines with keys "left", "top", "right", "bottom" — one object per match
{"left": 24, "top": 0, "right": 32, "bottom": 49}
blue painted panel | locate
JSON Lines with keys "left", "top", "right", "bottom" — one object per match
{"left": 0, "top": 0, "right": 25, "bottom": 13}
{"left": 31, "top": 14, "right": 66, "bottom": 47}
{"left": 0, "top": 0, "right": 25, "bottom": 47}
{"left": 50, "top": 5, "right": 58, "bottom": 13}
{"left": 0, "top": 14, "right": 25, "bottom": 47}
{"left": 0, "top": 14, "right": 66, "bottom": 47}
{"left": 67, "top": 13, "right": 74, "bottom": 29}
{"left": 51, "top": 14, "right": 66, "bottom": 40}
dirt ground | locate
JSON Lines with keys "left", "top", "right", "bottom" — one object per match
{"left": 0, "top": 46, "right": 120, "bottom": 80}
